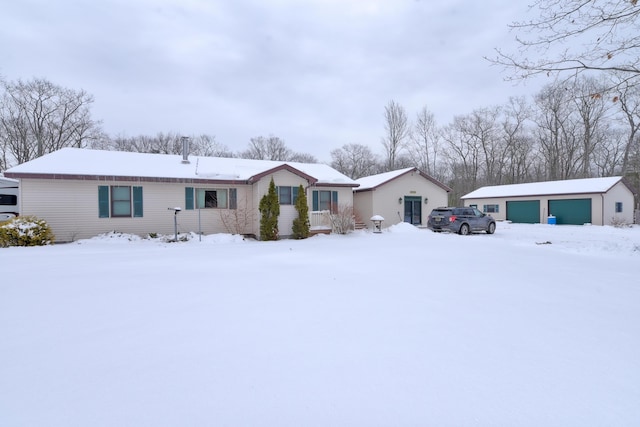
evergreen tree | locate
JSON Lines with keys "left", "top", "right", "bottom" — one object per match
{"left": 259, "top": 178, "right": 279, "bottom": 241}
{"left": 292, "top": 185, "right": 310, "bottom": 239}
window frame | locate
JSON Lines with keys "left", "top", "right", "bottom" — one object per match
{"left": 483, "top": 204, "right": 499, "bottom": 213}
{"left": 615, "top": 202, "right": 623, "bottom": 213}
{"left": 196, "top": 188, "right": 229, "bottom": 209}
{"left": 98, "top": 185, "right": 143, "bottom": 218}
{"left": 312, "top": 190, "right": 338, "bottom": 213}
{"left": 277, "top": 186, "right": 299, "bottom": 205}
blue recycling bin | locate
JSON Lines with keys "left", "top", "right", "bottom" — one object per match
{"left": 547, "top": 215, "right": 556, "bottom": 225}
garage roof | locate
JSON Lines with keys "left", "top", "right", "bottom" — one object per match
{"left": 462, "top": 176, "right": 625, "bottom": 199}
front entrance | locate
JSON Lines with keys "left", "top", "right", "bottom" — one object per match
{"left": 404, "top": 196, "right": 422, "bottom": 225}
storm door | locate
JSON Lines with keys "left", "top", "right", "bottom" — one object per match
{"left": 403, "top": 196, "right": 422, "bottom": 225}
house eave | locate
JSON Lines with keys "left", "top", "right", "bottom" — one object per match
{"left": 4, "top": 172, "right": 251, "bottom": 185}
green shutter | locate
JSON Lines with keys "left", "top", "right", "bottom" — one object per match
{"left": 229, "top": 188, "right": 237, "bottom": 210}
{"left": 312, "top": 190, "right": 318, "bottom": 211}
{"left": 292, "top": 186, "right": 299, "bottom": 204}
{"left": 98, "top": 186, "right": 109, "bottom": 218}
{"left": 133, "top": 186, "right": 143, "bottom": 217}
{"left": 332, "top": 191, "right": 338, "bottom": 212}
{"left": 185, "top": 187, "right": 194, "bottom": 210}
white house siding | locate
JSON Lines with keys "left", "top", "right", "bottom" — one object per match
{"left": 602, "top": 182, "right": 635, "bottom": 225}
{"left": 353, "top": 191, "right": 374, "bottom": 225}
{"left": 355, "top": 172, "right": 449, "bottom": 228}
{"left": 18, "top": 178, "right": 257, "bottom": 242}
{"left": 180, "top": 183, "right": 254, "bottom": 236}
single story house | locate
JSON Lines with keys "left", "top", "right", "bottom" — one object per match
{"left": 353, "top": 167, "right": 451, "bottom": 228}
{"left": 4, "top": 147, "right": 359, "bottom": 241}
{"left": 461, "top": 176, "right": 637, "bottom": 226}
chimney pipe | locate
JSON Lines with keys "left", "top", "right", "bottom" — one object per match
{"left": 181, "top": 137, "right": 190, "bottom": 164}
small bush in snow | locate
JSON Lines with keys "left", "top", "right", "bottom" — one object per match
{"left": 0, "top": 216, "right": 55, "bottom": 247}
{"left": 329, "top": 204, "right": 355, "bottom": 235}
{"left": 610, "top": 216, "right": 630, "bottom": 228}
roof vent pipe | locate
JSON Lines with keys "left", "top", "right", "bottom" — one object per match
{"left": 181, "top": 136, "right": 190, "bottom": 164}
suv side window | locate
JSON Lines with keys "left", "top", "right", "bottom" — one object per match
{"left": 472, "top": 208, "right": 483, "bottom": 217}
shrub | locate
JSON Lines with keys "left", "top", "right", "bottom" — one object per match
{"left": 0, "top": 216, "right": 55, "bottom": 247}
{"left": 259, "top": 178, "right": 279, "bottom": 241}
{"left": 329, "top": 203, "right": 355, "bottom": 235}
{"left": 292, "top": 185, "right": 310, "bottom": 239}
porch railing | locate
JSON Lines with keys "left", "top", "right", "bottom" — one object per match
{"left": 309, "top": 210, "right": 331, "bottom": 229}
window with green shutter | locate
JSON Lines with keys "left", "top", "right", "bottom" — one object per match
{"left": 98, "top": 185, "right": 143, "bottom": 218}
{"left": 312, "top": 190, "right": 337, "bottom": 212}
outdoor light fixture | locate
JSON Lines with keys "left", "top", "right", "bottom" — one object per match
{"left": 424, "top": 197, "right": 429, "bottom": 204}
{"left": 398, "top": 197, "right": 403, "bottom": 204}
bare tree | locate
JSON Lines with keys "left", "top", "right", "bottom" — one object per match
{"left": 288, "top": 152, "right": 318, "bottom": 163}
{"left": 592, "top": 127, "right": 628, "bottom": 176}
{"left": 408, "top": 106, "right": 440, "bottom": 175}
{"left": 441, "top": 117, "right": 482, "bottom": 200}
{"left": 330, "top": 143, "right": 380, "bottom": 179}
{"left": 92, "top": 132, "right": 232, "bottom": 157}
{"left": 613, "top": 76, "right": 640, "bottom": 174}
{"left": 0, "top": 77, "right": 101, "bottom": 167}
{"left": 491, "top": 0, "right": 640, "bottom": 91}
{"left": 240, "top": 136, "right": 292, "bottom": 160}
{"left": 572, "top": 78, "right": 610, "bottom": 177}
{"left": 500, "top": 96, "right": 536, "bottom": 183}
{"left": 534, "top": 82, "right": 582, "bottom": 180}
{"left": 381, "top": 100, "right": 410, "bottom": 171}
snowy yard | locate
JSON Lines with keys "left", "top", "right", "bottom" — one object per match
{"left": 1, "top": 222, "right": 639, "bottom": 426}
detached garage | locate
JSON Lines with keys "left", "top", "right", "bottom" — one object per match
{"left": 461, "top": 176, "right": 637, "bottom": 226}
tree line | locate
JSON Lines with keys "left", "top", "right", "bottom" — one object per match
{"left": 2, "top": 75, "right": 639, "bottom": 205}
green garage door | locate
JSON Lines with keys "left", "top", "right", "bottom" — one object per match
{"left": 548, "top": 199, "right": 592, "bottom": 225}
{"left": 506, "top": 200, "right": 540, "bottom": 223}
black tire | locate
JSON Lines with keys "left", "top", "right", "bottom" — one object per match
{"left": 487, "top": 222, "right": 496, "bottom": 234}
{"left": 459, "top": 223, "right": 470, "bottom": 235}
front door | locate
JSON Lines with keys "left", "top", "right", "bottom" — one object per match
{"left": 403, "top": 196, "right": 422, "bottom": 225}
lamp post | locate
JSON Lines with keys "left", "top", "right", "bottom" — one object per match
{"left": 168, "top": 207, "right": 181, "bottom": 241}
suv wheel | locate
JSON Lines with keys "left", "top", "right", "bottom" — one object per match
{"left": 459, "top": 224, "right": 470, "bottom": 235}
{"left": 487, "top": 222, "right": 496, "bottom": 234}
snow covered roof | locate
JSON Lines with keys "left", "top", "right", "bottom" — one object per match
{"left": 462, "top": 176, "right": 626, "bottom": 199}
{"left": 355, "top": 167, "right": 451, "bottom": 192}
{"left": 5, "top": 148, "right": 359, "bottom": 187}
{"left": 0, "top": 176, "right": 19, "bottom": 188}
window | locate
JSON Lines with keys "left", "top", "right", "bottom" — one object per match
{"left": 615, "top": 202, "right": 623, "bottom": 213}
{"left": 0, "top": 194, "right": 17, "bottom": 205}
{"left": 112, "top": 186, "right": 132, "bottom": 217}
{"left": 312, "top": 190, "right": 338, "bottom": 213}
{"left": 196, "top": 188, "right": 228, "bottom": 208}
{"left": 98, "top": 186, "right": 143, "bottom": 218}
{"left": 186, "top": 187, "right": 236, "bottom": 209}
{"left": 483, "top": 204, "right": 499, "bottom": 213}
{"left": 277, "top": 186, "right": 299, "bottom": 205}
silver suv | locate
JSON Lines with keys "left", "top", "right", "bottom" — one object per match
{"left": 427, "top": 207, "right": 496, "bottom": 235}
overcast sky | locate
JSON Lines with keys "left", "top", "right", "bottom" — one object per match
{"left": 1, "top": 0, "right": 546, "bottom": 162}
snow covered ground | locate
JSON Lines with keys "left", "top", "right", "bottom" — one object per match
{"left": 1, "top": 222, "right": 639, "bottom": 426}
